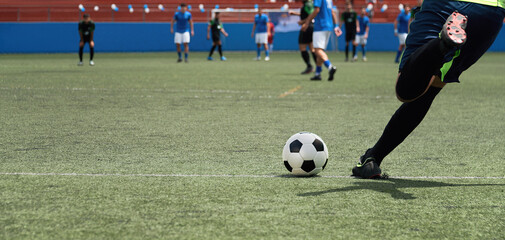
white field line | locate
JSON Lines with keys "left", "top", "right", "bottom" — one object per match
{"left": 0, "top": 172, "right": 504, "bottom": 179}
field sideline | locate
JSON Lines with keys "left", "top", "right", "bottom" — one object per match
{"left": 1, "top": 52, "right": 505, "bottom": 239}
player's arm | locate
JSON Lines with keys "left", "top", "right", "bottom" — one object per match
{"left": 90, "top": 23, "right": 95, "bottom": 41}
{"left": 364, "top": 24, "right": 370, "bottom": 39}
{"left": 251, "top": 22, "right": 256, "bottom": 38}
{"left": 267, "top": 22, "right": 271, "bottom": 37}
{"left": 220, "top": 24, "right": 228, "bottom": 37}
{"left": 332, "top": 8, "right": 342, "bottom": 37}
{"left": 190, "top": 18, "right": 194, "bottom": 36}
{"left": 356, "top": 18, "right": 360, "bottom": 33}
{"left": 301, "top": 7, "right": 318, "bottom": 31}
{"left": 394, "top": 17, "right": 398, "bottom": 36}
{"left": 78, "top": 23, "right": 83, "bottom": 41}
{"left": 289, "top": 11, "right": 300, "bottom": 16}
{"left": 170, "top": 17, "right": 175, "bottom": 34}
{"left": 207, "top": 23, "right": 211, "bottom": 40}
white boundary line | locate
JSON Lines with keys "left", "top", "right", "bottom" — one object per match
{"left": 1, "top": 172, "right": 504, "bottom": 179}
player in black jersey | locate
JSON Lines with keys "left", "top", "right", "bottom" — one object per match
{"left": 78, "top": 14, "right": 95, "bottom": 66}
{"left": 290, "top": 0, "right": 318, "bottom": 74}
{"left": 207, "top": 13, "right": 229, "bottom": 61}
{"left": 340, "top": 2, "right": 359, "bottom": 62}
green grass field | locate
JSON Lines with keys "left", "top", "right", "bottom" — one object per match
{"left": 1, "top": 52, "right": 505, "bottom": 239}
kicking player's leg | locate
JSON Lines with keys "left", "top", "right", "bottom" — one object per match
{"left": 309, "top": 43, "right": 317, "bottom": 66}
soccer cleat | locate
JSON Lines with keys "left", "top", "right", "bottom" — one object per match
{"left": 352, "top": 56, "right": 358, "bottom": 62}
{"left": 440, "top": 11, "right": 468, "bottom": 49}
{"left": 352, "top": 150, "right": 382, "bottom": 179}
{"left": 363, "top": 56, "right": 368, "bottom": 62}
{"left": 310, "top": 75, "right": 322, "bottom": 81}
{"left": 255, "top": 57, "right": 261, "bottom": 61}
{"left": 265, "top": 56, "right": 270, "bottom": 61}
{"left": 177, "top": 58, "right": 183, "bottom": 63}
{"left": 77, "top": 61, "right": 83, "bottom": 66}
{"left": 328, "top": 66, "right": 337, "bottom": 81}
{"left": 345, "top": 57, "right": 349, "bottom": 62}
{"left": 220, "top": 56, "right": 227, "bottom": 61}
{"left": 185, "top": 59, "right": 188, "bottom": 63}
{"left": 207, "top": 56, "right": 214, "bottom": 61}
{"left": 89, "top": 60, "right": 95, "bottom": 66}
{"left": 301, "top": 66, "right": 313, "bottom": 74}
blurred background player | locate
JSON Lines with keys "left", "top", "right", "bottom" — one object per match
{"left": 353, "top": 7, "right": 370, "bottom": 62}
{"left": 302, "top": 0, "right": 342, "bottom": 81}
{"left": 352, "top": 1, "right": 505, "bottom": 179}
{"left": 290, "top": 0, "right": 318, "bottom": 74}
{"left": 341, "top": 2, "right": 359, "bottom": 62}
{"left": 78, "top": 14, "right": 95, "bottom": 66}
{"left": 251, "top": 8, "right": 271, "bottom": 61}
{"left": 171, "top": 3, "right": 194, "bottom": 63}
{"left": 207, "top": 12, "right": 229, "bottom": 61}
{"left": 394, "top": 4, "right": 411, "bottom": 63}
{"left": 268, "top": 21, "right": 275, "bottom": 52}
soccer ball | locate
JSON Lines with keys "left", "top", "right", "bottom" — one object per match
{"left": 282, "top": 132, "right": 329, "bottom": 176}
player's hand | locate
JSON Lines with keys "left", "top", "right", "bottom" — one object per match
{"left": 170, "top": 29, "right": 174, "bottom": 34}
{"left": 191, "top": 30, "right": 194, "bottom": 36}
{"left": 224, "top": 32, "right": 229, "bottom": 37}
{"left": 207, "top": 35, "right": 210, "bottom": 40}
{"left": 334, "top": 27, "right": 343, "bottom": 37}
{"left": 251, "top": 33, "right": 254, "bottom": 38}
{"left": 297, "top": 20, "right": 304, "bottom": 26}
{"left": 364, "top": 34, "right": 368, "bottom": 39}
{"left": 301, "top": 22, "right": 309, "bottom": 32}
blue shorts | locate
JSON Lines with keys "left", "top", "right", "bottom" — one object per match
{"left": 399, "top": 0, "right": 505, "bottom": 83}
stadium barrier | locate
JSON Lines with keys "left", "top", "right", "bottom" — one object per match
{"left": 1, "top": 22, "right": 504, "bottom": 53}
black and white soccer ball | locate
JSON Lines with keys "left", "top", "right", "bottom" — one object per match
{"left": 282, "top": 132, "right": 329, "bottom": 176}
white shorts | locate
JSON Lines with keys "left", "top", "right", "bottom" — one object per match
{"left": 355, "top": 35, "right": 367, "bottom": 45}
{"left": 313, "top": 31, "right": 331, "bottom": 50}
{"left": 174, "top": 32, "right": 190, "bottom": 44}
{"left": 255, "top": 32, "right": 268, "bottom": 44}
{"left": 398, "top": 33, "right": 408, "bottom": 45}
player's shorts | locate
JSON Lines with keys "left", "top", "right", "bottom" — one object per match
{"left": 397, "top": 33, "right": 408, "bottom": 45}
{"left": 298, "top": 25, "right": 314, "bottom": 44}
{"left": 174, "top": 32, "right": 190, "bottom": 44}
{"left": 313, "top": 31, "right": 331, "bottom": 50}
{"left": 355, "top": 34, "right": 367, "bottom": 45}
{"left": 211, "top": 32, "right": 220, "bottom": 42}
{"left": 400, "top": 0, "right": 505, "bottom": 83}
{"left": 255, "top": 32, "right": 268, "bottom": 44}
{"left": 82, "top": 36, "right": 91, "bottom": 43}
{"left": 345, "top": 30, "right": 356, "bottom": 42}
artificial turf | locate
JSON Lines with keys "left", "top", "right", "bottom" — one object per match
{"left": 1, "top": 52, "right": 504, "bottom": 239}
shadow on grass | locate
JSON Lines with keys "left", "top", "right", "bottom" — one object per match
{"left": 298, "top": 178, "right": 505, "bottom": 200}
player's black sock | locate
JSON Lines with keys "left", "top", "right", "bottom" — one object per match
{"left": 209, "top": 45, "right": 216, "bottom": 57}
{"left": 301, "top": 51, "right": 311, "bottom": 67}
{"left": 352, "top": 45, "right": 356, "bottom": 58}
{"left": 90, "top": 47, "right": 94, "bottom": 61}
{"left": 345, "top": 45, "right": 349, "bottom": 59}
{"left": 368, "top": 86, "right": 442, "bottom": 166}
{"left": 218, "top": 45, "right": 223, "bottom": 57}
{"left": 311, "top": 51, "right": 317, "bottom": 65}
{"left": 79, "top": 47, "right": 84, "bottom": 61}
{"left": 396, "top": 38, "right": 446, "bottom": 100}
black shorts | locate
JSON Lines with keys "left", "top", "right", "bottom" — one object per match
{"left": 400, "top": 0, "right": 505, "bottom": 83}
{"left": 298, "top": 25, "right": 313, "bottom": 44}
{"left": 211, "top": 33, "right": 220, "bottom": 42}
{"left": 345, "top": 30, "right": 356, "bottom": 42}
{"left": 82, "top": 36, "right": 91, "bottom": 43}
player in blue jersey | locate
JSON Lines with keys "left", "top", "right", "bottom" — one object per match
{"left": 394, "top": 4, "right": 411, "bottom": 63}
{"left": 353, "top": 7, "right": 370, "bottom": 62}
{"left": 251, "top": 8, "right": 271, "bottom": 61}
{"left": 171, "top": 3, "right": 194, "bottom": 63}
{"left": 351, "top": 0, "right": 505, "bottom": 179}
{"left": 302, "top": 0, "right": 342, "bottom": 81}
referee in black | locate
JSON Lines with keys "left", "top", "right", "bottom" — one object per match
{"left": 290, "top": 0, "right": 318, "bottom": 74}
{"left": 78, "top": 14, "right": 95, "bottom": 66}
